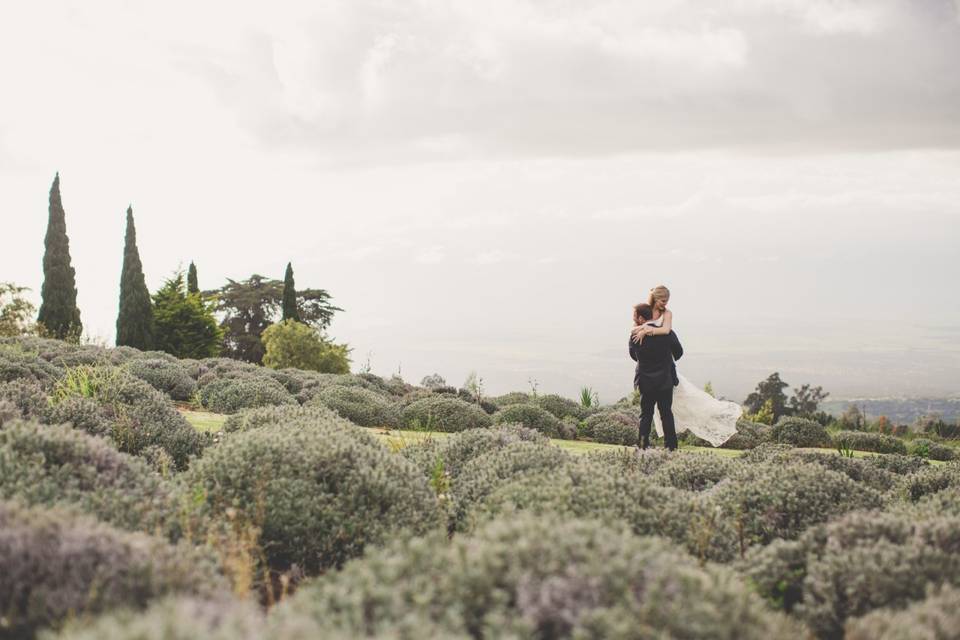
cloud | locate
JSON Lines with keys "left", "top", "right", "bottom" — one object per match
{"left": 162, "top": 0, "right": 960, "bottom": 162}
{"left": 415, "top": 246, "right": 446, "bottom": 263}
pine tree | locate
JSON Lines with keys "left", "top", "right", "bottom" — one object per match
{"left": 116, "top": 206, "right": 154, "bottom": 349}
{"left": 187, "top": 261, "right": 199, "bottom": 294}
{"left": 37, "top": 173, "right": 82, "bottom": 340}
{"left": 281, "top": 262, "right": 300, "bottom": 322}
{"left": 153, "top": 272, "right": 222, "bottom": 359}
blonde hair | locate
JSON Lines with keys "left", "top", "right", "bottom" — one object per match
{"left": 648, "top": 285, "right": 670, "bottom": 307}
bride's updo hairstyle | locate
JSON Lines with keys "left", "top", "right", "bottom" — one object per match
{"left": 648, "top": 285, "right": 670, "bottom": 307}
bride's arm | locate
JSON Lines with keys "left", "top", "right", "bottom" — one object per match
{"left": 635, "top": 310, "right": 672, "bottom": 337}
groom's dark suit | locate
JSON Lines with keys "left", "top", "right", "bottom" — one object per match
{"left": 628, "top": 330, "right": 684, "bottom": 450}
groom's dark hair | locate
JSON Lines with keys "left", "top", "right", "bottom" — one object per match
{"left": 633, "top": 303, "right": 653, "bottom": 324}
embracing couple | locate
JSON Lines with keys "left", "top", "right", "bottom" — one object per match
{"left": 628, "top": 285, "right": 741, "bottom": 451}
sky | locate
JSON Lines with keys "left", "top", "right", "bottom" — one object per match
{"left": 1, "top": 0, "right": 959, "bottom": 403}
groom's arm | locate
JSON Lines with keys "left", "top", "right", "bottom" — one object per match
{"left": 669, "top": 331, "right": 683, "bottom": 361}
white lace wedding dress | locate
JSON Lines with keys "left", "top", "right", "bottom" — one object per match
{"left": 645, "top": 317, "right": 742, "bottom": 447}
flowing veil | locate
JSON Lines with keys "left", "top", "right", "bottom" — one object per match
{"left": 653, "top": 374, "right": 742, "bottom": 447}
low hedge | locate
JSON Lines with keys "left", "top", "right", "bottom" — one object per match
{"left": 178, "top": 419, "right": 440, "bottom": 575}
{"left": 0, "top": 420, "right": 175, "bottom": 534}
{"left": 908, "top": 437, "right": 956, "bottom": 461}
{"left": 0, "top": 501, "right": 223, "bottom": 639}
{"left": 770, "top": 417, "right": 831, "bottom": 448}
{"left": 401, "top": 396, "right": 492, "bottom": 433}
{"left": 274, "top": 514, "right": 797, "bottom": 639}
{"left": 221, "top": 404, "right": 342, "bottom": 434}
{"left": 308, "top": 384, "right": 401, "bottom": 427}
{"left": 833, "top": 430, "right": 908, "bottom": 455}
{"left": 199, "top": 375, "right": 297, "bottom": 414}
{"left": 581, "top": 410, "right": 640, "bottom": 445}
{"left": 492, "top": 403, "right": 564, "bottom": 438}
{"left": 124, "top": 358, "right": 197, "bottom": 401}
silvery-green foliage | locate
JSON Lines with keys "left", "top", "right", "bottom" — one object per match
{"left": 470, "top": 456, "right": 740, "bottom": 563}
{"left": 492, "top": 403, "right": 564, "bottom": 438}
{"left": 832, "top": 430, "right": 908, "bottom": 455}
{"left": 738, "top": 442, "right": 794, "bottom": 463}
{"left": 178, "top": 420, "right": 440, "bottom": 575}
{"left": 487, "top": 391, "right": 530, "bottom": 409}
{"left": 770, "top": 417, "right": 831, "bottom": 448}
{"left": 534, "top": 393, "right": 584, "bottom": 420}
{"left": 845, "top": 584, "right": 960, "bottom": 640}
{"left": 907, "top": 437, "right": 956, "bottom": 461}
{"left": 863, "top": 453, "right": 929, "bottom": 475}
{"left": 742, "top": 447, "right": 899, "bottom": 492}
{"left": 721, "top": 418, "right": 773, "bottom": 450}
{"left": 449, "top": 441, "right": 572, "bottom": 530}
{"left": 580, "top": 409, "right": 640, "bottom": 445}
{"left": 401, "top": 395, "right": 492, "bottom": 433}
{"left": 0, "top": 500, "right": 223, "bottom": 639}
{"left": 309, "top": 384, "right": 401, "bottom": 428}
{"left": 584, "top": 446, "right": 674, "bottom": 475}
{"left": 221, "top": 403, "right": 342, "bottom": 433}
{"left": 49, "top": 597, "right": 267, "bottom": 640}
{"left": 198, "top": 375, "right": 296, "bottom": 414}
{"left": 651, "top": 454, "right": 743, "bottom": 492}
{"left": 0, "top": 420, "right": 175, "bottom": 534}
{"left": 273, "top": 514, "right": 797, "bottom": 640}
{"left": 899, "top": 462, "right": 960, "bottom": 502}
{"left": 124, "top": 358, "right": 197, "bottom": 401}
{"left": 707, "top": 462, "right": 885, "bottom": 548}
{"left": 399, "top": 425, "right": 548, "bottom": 480}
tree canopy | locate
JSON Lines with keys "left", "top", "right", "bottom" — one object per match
{"left": 153, "top": 272, "right": 222, "bottom": 359}
{"left": 261, "top": 319, "right": 350, "bottom": 373}
{"left": 207, "top": 274, "right": 341, "bottom": 363}
{"left": 115, "top": 206, "right": 154, "bottom": 350}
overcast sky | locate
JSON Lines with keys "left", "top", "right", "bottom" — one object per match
{"left": 2, "top": 0, "right": 959, "bottom": 402}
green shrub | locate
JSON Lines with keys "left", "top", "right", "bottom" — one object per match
{"left": 833, "top": 430, "right": 908, "bottom": 455}
{"left": 534, "top": 393, "right": 583, "bottom": 420}
{"left": 0, "top": 500, "right": 223, "bottom": 639}
{"left": 51, "top": 366, "right": 206, "bottom": 470}
{"left": 401, "top": 396, "right": 492, "bottom": 433}
{"left": 0, "top": 420, "right": 175, "bottom": 534}
{"left": 900, "top": 463, "right": 960, "bottom": 502}
{"left": 124, "top": 358, "right": 197, "bottom": 401}
{"left": 754, "top": 511, "right": 960, "bottom": 639}
{"left": 274, "top": 514, "right": 796, "bottom": 640}
{"left": 708, "top": 462, "right": 884, "bottom": 549}
{"left": 53, "top": 596, "right": 267, "bottom": 640}
{"left": 261, "top": 319, "right": 349, "bottom": 373}
{"left": 199, "top": 375, "right": 297, "bottom": 414}
{"left": 908, "top": 437, "right": 956, "bottom": 461}
{"left": 488, "top": 391, "right": 530, "bottom": 408}
{"left": 585, "top": 446, "right": 674, "bottom": 475}
{"left": 309, "top": 384, "right": 401, "bottom": 427}
{"left": 492, "top": 403, "right": 564, "bottom": 438}
{"left": 863, "top": 453, "right": 929, "bottom": 476}
{"left": 400, "top": 425, "right": 549, "bottom": 480}
{"left": 450, "top": 442, "right": 571, "bottom": 530}
{"left": 770, "top": 417, "right": 831, "bottom": 448}
{"left": 581, "top": 410, "right": 640, "bottom": 445}
{"left": 652, "top": 454, "right": 743, "bottom": 492}
{"left": 471, "top": 456, "right": 740, "bottom": 563}
{"left": 178, "top": 420, "right": 440, "bottom": 575}
{"left": 846, "top": 585, "right": 960, "bottom": 640}
{"left": 0, "top": 345, "right": 61, "bottom": 383}
{"left": 721, "top": 418, "right": 773, "bottom": 450}
{"left": 221, "top": 404, "right": 341, "bottom": 434}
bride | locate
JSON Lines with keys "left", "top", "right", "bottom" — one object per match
{"left": 631, "top": 285, "right": 741, "bottom": 447}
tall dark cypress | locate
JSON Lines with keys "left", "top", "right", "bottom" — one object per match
{"left": 187, "top": 261, "right": 199, "bottom": 295}
{"left": 116, "top": 206, "right": 154, "bottom": 349}
{"left": 37, "top": 173, "right": 82, "bottom": 340}
{"left": 281, "top": 262, "right": 300, "bottom": 322}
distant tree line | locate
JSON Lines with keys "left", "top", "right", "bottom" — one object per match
{"left": 11, "top": 173, "right": 349, "bottom": 373}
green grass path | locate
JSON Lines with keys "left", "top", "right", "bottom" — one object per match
{"left": 180, "top": 408, "right": 941, "bottom": 461}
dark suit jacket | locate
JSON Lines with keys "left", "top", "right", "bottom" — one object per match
{"left": 628, "top": 330, "right": 683, "bottom": 394}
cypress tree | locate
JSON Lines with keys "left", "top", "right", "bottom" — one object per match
{"left": 186, "top": 261, "right": 199, "bottom": 294}
{"left": 115, "top": 206, "right": 154, "bottom": 349}
{"left": 281, "top": 262, "right": 300, "bottom": 322}
{"left": 37, "top": 173, "right": 82, "bottom": 340}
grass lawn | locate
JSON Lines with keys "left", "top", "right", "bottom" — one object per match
{"left": 179, "top": 408, "right": 942, "bottom": 462}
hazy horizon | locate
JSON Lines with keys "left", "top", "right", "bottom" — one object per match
{"left": 3, "top": 1, "right": 959, "bottom": 404}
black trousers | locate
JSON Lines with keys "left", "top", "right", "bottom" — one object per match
{"left": 638, "top": 387, "right": 677, "bottom": 451}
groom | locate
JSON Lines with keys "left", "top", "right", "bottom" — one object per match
{"left": 628, "top": 303, "right": 684, "bottom": 451}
